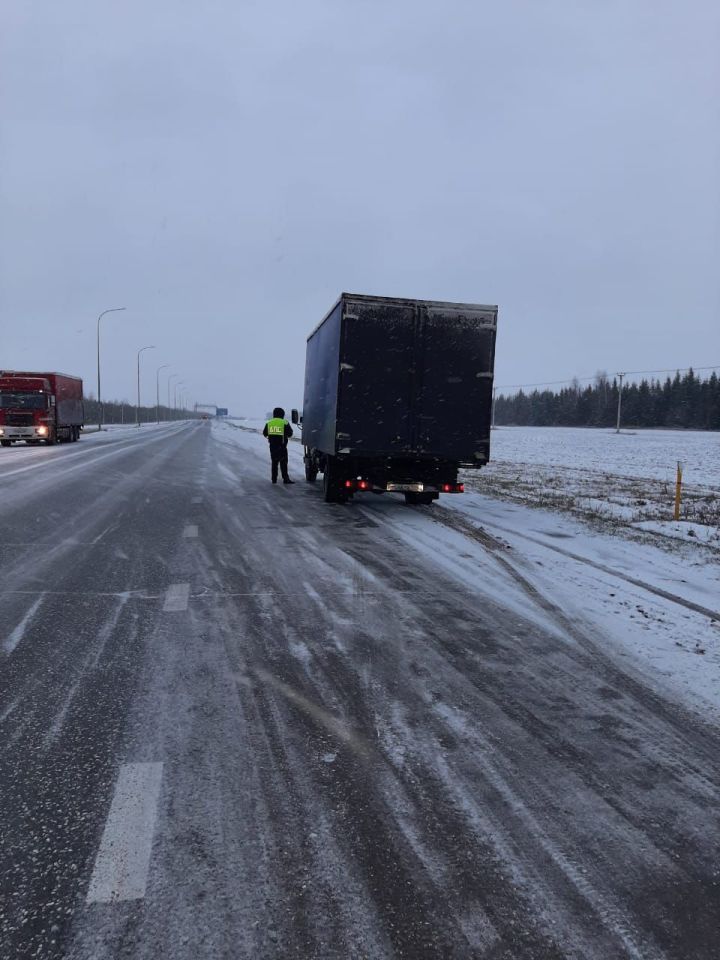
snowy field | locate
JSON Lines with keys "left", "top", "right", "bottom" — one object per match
{"left": 487, "top": 425, "right": 719, "bottom": 486}
{"left": 468, "top": 426, "right": 719, "bottom": 551}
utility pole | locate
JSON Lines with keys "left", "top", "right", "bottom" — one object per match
{"left": 156, "top": 364, "right": 170, "bottom": 424}
{"left": 615, "top": 372, "right": 625, "bottom": 433}
{"left": 96, "top": 307, "right": 126, "bottom": 430}
{"left": 136, "top": 346, "right": 155, "bottom": 426}
{"left": 491, "top": 386, "right": 497, "bottom": 429}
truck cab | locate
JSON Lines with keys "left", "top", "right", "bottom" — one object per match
{"left": 0, "top": 372, "right": 84, "bottom": 446}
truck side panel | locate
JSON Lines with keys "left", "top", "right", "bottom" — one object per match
{"left": 301, "top": 301, "right": 342, "bottom": 454}
{"left": 50, "top": 374, "right": 84, "bottom": 428}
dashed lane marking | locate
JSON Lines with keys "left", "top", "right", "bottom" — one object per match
{"left": 163, "top": 583, "right": 190, "bottom": 611}
{"left": 86, "top": 762, "right": 163, "bottom": 903}
{"left": 183, "top": 524, "right": 199, "bottom": 538}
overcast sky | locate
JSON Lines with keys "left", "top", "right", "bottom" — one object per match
{"left": 1, "top": 0, "right": 719, "bottom": 414}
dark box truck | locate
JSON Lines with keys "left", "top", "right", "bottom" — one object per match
{"left": 302, "top": 293, "right": 498, "bottom": 504}
{"left": 0, "top": 371, "right": 84, "bottom": 446}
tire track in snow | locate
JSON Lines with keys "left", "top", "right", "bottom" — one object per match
{"left": 3, "top": 595, "right": 44, "bottom": 653}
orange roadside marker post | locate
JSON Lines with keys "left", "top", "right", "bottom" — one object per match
{"left": 673, "top": 461, "right": 683, "bottom": 521}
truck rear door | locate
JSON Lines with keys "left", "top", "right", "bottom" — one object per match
{"left": 338, "top": 298, "right": 418, "bottom": 455}
{"left": 414, "top": 304, "right": 496, "bottom": 462}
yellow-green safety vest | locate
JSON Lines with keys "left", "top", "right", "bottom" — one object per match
{"left": 266, "top": 417, "right": 287, "bottom": 437}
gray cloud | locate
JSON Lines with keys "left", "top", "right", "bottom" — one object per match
{"left": 2, "top": 0, "right": 719, "bottom": 413}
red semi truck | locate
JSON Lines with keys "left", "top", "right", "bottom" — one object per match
{"left": 0, "top": 371, "right": 84, "bottom": 446}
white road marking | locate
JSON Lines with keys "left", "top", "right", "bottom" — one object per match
{"left": 183, "top": 524, "right": 198, "bottom": 538}
{"left": 3, "top": 596, "right": 44, "bottom": 653}
{"left": 86, "top": 762, "right": 163, "bottom": 903}
{"left": 163, "top": 583, "right": 190, "bottom": 611}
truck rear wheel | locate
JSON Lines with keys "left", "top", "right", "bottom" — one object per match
{"left": 304, "top": 447, "right": 318, "bottom": 482}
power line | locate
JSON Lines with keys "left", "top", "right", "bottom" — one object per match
{"left": 620, "top": 365, "right": 720, "bottom": 377}
{"left": 496, "top": 364, "right": 720, "bottom": 392}
{"left": 496, "top": 376, "right": 596, "bottom": 390}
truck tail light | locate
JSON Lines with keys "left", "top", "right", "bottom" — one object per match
{"left": 441, "top": 482, "right": 464, "bottom": 493}
{"left": 344, "top": 479, "right": 371, "bottom": 491}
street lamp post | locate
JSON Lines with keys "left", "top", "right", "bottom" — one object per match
{"left": 174, "top": 381, "right": 185, "bottom": 413}
{"left": 136, "top": 346, "right": 155, "bottom": 426}
{"left": 156, "top": 364, "right": 170, "bottom": 424}
{"left": 168, "top": 374, "right": 180, "bottom": 417}
{"left": 96, "top": 307, "right": 126, "bottom": 430}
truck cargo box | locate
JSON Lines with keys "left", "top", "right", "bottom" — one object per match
{"left": 302, "top": 293, "right": 497, "bottom": 466}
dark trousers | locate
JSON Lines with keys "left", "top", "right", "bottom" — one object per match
{"left": 270, "top": 445, "right": 290, "bottom": 482}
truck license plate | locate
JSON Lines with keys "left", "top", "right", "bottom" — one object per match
{"left": 387, "top": 482, "right": 424, "bottom": 493}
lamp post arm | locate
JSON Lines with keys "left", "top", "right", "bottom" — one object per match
{"left": 96, "top": 307, "right": 126, "bottom": 430}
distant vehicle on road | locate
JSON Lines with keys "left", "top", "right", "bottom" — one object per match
{"left": 302, "top": 293, "right": 498, "bottom": 504}
{"left": 0, "top": 371, "right": 84, "bottom": 446}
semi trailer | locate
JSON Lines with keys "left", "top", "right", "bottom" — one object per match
{"left": 302, "top": 293, "right": 497, "bottom": 504}
{"left": 0, "top": 371, "right": 84, "bottom": 446}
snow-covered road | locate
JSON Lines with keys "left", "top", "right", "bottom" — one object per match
{"left": 1, "top": 421, "right": 718, "bottom": 959}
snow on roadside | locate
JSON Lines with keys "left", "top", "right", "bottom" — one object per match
{"left": 632, "top": 519, "right": 719, "bottom": 547}
{"left": 446, "top": 494, "right": 720, "bottom": 720}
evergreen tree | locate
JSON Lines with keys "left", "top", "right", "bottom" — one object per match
{"left": 494, "top": 371, "right": 720, "bottom": 430}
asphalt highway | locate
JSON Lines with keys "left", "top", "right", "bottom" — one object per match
{"left": 1, "top": 422, "right": 718, "bottom": 959}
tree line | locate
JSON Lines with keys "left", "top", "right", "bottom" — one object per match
{"left": 83, "top": 396, "right": 202, "bottom": 425}
{"left": 494, "top": 370, "right": 720, "bottom": 430}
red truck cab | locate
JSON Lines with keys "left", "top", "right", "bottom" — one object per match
{"left": 0, "top": 371, "right": 84, "bottom": 446}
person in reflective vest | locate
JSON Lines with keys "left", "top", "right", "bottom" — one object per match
{"left": 262, "top": 407, "right": 295, "bottom": 484}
